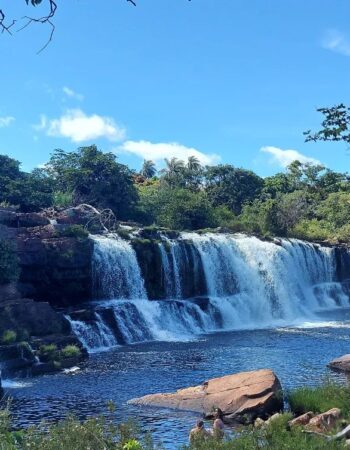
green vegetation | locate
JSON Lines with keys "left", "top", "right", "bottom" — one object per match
{"left": 1, "top": 330, "right": 17, "bottom": 345}
{"left": 1, "top": 383, "right": 350, "bottom": 449}
{"left": 288, "top": 381, "right": 350, "bottom": 416}
{"left": 38, "top": 344, "right": 58, "bottom": 362}
{"left": 0, "top": 239, "right": 20, "bottom": 285}
{"left": 60, "top": 344, "right": 82, "bottom": 359}
{"left": 1, "top": 144, "right": 350, "bottom": 241}
{"left": 56, "top": 225, "right": 89, "bottom": 239}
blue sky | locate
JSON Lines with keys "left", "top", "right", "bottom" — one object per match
{"left": 1, "top": 0, "right": 350, "bottom": 175}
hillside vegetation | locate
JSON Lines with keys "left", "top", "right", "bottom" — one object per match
{"left": 1, "top": 147, "right": 350, "bottom": 243}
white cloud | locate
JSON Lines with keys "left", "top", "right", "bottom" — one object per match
{"left": 261, "top": 146, "right": 321, "bottom": 168}
{"left": 119, "top": 140, "right": 221, "bottom": 166}
{"left": 322, "top": 29, "right": 350, "bottom": 56}
{"left": 0, "top": 116, "right": 15, "bottom": 128}
{"left": 62, "top": 86, "right": 84, "bottom": 101}
{"left": 36, "top": 109, "right": 126, "bottom": 143}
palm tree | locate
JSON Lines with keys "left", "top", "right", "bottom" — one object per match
{"left": 187, "top": 155, "right": 201, "bottom": 172}
{"left": 161, "top": 157, "right": 185, "bottom": 176}
{"left": 140, "top": 159, "right": 156, "bottom": 178}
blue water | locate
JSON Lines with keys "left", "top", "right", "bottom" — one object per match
{"left": 4, "top": 308, "right": 350, "bottom": 449}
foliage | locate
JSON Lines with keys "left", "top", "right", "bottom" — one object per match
{"left": 56, "top": 225, "right": 89, "bottom": 239}
{"left": 140, "top": 160, "right": 157, "bottom": 179}
{"left": 45, "top": 146, "right": 138, "bottom": 220}
{"left": 304, "top": 103, "right": 350, "bottom": 144}
{"left": 1, "top": 330, "right": 17, "bottom": 345}
{"left": 60, "top": 344, "right": 82, "bottom": 359}
{"left": 0, "top": 239, "right": 20, "bottom": 285}
{"left": 205, "top": 165, "right": 264, "bottom": 214}
{"left": 38, "top": 344, "right": 58, "bottom": 362}
{"left": 288, "top": 381, "right": 350, "bottom": 417}
{"left": 53, "top": 191, "right": 73, "bottom": 208}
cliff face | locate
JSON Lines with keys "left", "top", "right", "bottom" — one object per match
{"left": 0, "top": 209, "right": 93, "bottom": 306}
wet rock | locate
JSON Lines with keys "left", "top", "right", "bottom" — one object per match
{"left": 129, "top": 369, "right": 283, "bottom": 424}
{"left": 305, "top": 408, "right": 341, "bottom": 433}
{"left": 328, "top": 354, "right": 350, "bottom": 372}
{"left": 0, "top": 342, "right": 36, "bottom": 372}
{"left": 288, "top": 411, "right": 314, "bottom": 427}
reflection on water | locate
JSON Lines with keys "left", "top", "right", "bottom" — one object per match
{"left": 4, "top": 310, "right": 350, "bottom": 449}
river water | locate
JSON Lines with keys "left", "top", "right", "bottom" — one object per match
{"left": 5, "top": 308, "right": 350, "bottom": 449}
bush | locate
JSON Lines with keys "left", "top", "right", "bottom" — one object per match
{"left": 38, "top": 344, "right": 58, "bottom": 362}
{"left": 288, "top": 382, "right": 350, "bottom": 417}
{"left": 1, "top": 330, "right": 17, "bottom": 345}
{"left": 53, "top": 191, "right": 73, "bottom": 208}
{"left": 60, "top": 344, "right": 82, "bottom": 359}
{"left": 0, "top": 239, "right": 20, "bottom": 285}
{"left": 57, "top": 225, "right": 89, "bottom": 239}
{"left": 291, "top": 219, "right": 331, "bottom": 241}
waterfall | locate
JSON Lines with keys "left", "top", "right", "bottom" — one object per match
{"left": 67, "top": 233, "right": 350, "bottom": 352}
{"left": 92, "top": 235, "right": 147, "bottom": 300}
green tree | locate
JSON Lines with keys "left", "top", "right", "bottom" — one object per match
{"left": 304, "top": 103, "right": 350, "bottom": 144}
{"left": 46, "top": 146, "right": 137, "bottom": 220}
{"left": 140, "top": 160, "right": 156, "bottom": 179}
{"left": 205, "top": 165, "right": 263, "bottom": 214}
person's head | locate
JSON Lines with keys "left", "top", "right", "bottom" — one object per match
{"left": 214, "top": 408, "right": 223, "bottom": 419}
{"left": 196, "top": 420, "right": 204, "bottom": 429}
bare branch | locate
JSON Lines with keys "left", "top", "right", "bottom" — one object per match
{"left": 0, "top": 9, "right": 16, "bottom": 34}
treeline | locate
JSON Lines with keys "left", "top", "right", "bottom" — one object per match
{"left": 1, "top": 145, "right": 350, "bottom": 242}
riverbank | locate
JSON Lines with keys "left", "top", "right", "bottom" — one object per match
{"left": 2, "top": 380, "right": 350, "bottom": 449}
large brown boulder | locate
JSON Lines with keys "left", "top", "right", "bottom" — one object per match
{"left": 129, "top": 369, "right": 283, "bottom": 424}
{"left": 328, "top": 354, "right": 350, "bottom": 372}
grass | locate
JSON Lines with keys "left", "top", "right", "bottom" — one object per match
{"left": 60, "top": 344, "right": 82, "bottom": 359}
{"left": 288, "top": 381, "right": 350, "bottom": 417}
{"left": 1, "top": 330, "right": 17, "bottom": 345}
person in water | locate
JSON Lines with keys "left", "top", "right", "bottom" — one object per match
{"left": 189, "top": 420, "right": 210, "bottom": 443}
{"left": 212, "top": 408, "right": 225, "bottom": 440}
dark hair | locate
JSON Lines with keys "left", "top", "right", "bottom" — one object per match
{"left": 196, "top": 420, "right": 204, "bottom": 428}
{"left": 215, "top": 408, "right": 223, "bottom": 419}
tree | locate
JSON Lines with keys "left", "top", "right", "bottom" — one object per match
{"left": 140, "top": 160, "right": 156, "bottom": 179}
{"left": 187, "top": 156, "right": 201, "bottom": 172}
{"left": 304, "top": 104, "right": 350, "bottom": 144}
{"left": 205, "top": 165, "right": 263, "bottom": 214}
{"left": 160, "top": 157, "right": 186, "bottom": 187}
{"left": 0, "top": 155, "right": 54, "bottom": 211}
{"left": 45, "top": 145, "right": 137, "bottom": 220}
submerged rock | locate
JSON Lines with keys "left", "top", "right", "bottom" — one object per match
{"left": 129, "top": 369, "right": 283, "bottom": 424}
{"left": 328, "top": 354, "right": 350, "bottom": 372}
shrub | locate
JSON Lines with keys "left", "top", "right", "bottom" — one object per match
{"left": 53, "top": 191, "right": 73, "bottom": 208}
{"left": 57, "top": 225, "right": 89, "bottom": 239}
{"left": 291, "top": 219, "right": 331, "bottom": 241}
{"left": 288, "top": 382, "right": 350, "bottom": 417}
{"left": 1, "top": 330, "right": 17, "bottom": 345}
{"left": 38, "top": 344, "right": 58, "bottom": 362}
{"left": 60, "top": 344, "right": 82, "bottom": 359}
{"left": 0, "top": 239, "right": 20, "bottom": 285}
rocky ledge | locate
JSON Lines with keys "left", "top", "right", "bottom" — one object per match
{"left": 129, "top": 369, "right": 283, "bottom": 424}
{"left": 328, "top": 354, "right": 350, "bottom": 372}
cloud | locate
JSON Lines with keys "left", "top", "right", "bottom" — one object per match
{"left": 62, "top": 86, "right": 84, "bottom": 101}
{"left": 0, "top": 116, "right": 15, "bottom": 128}
{"left": 322, "top": 29, "right": 350, "bottom": 56}
{"left": 119, "top": 140, "right": 221, "bottom": 166}
{"left": 261, "top": 146, "right": 321, "bottom": 168}
{"left": 36, "top": 109, "right": 126, "bottom": 143}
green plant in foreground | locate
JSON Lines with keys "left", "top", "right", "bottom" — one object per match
{"left": 1, "top": 330, "right": 17, "bottom": 345}
{"left": 288, "top": 381, "right": 350, "bottom": 417}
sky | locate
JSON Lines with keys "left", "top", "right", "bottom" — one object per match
{"left": 1, "top": 0, "right": 350, "bottom": 176}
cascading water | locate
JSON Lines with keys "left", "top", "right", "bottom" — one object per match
{"left": 66, "top": 233, "right": 350, "bottom": 352}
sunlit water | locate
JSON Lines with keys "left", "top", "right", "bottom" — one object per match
{"left": 4, "top": 308, "right": 350, "bottom": 449}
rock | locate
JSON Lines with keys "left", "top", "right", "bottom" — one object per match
{"left": 346, "top": 438, "right": 350, "bottom": 447}
{"left": 305, "top": 408, "right": 341, "bottom": 433}
{"left": 129, "top": 369, "right": 283, "bottom": 424}
{"left": 288, "top": 411, "right": 314, "bottom": 427}
{"left": 328, "top": 354, "right": 350, "bottom": 372}
{"left": 17, "top": 213, "right": 50, "bottom": 228}
{"left": 0, "top": 342, "right": 36, "bottom": 373}
{"left": 254, "top": 413, "right": 281, "bottom": 428}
